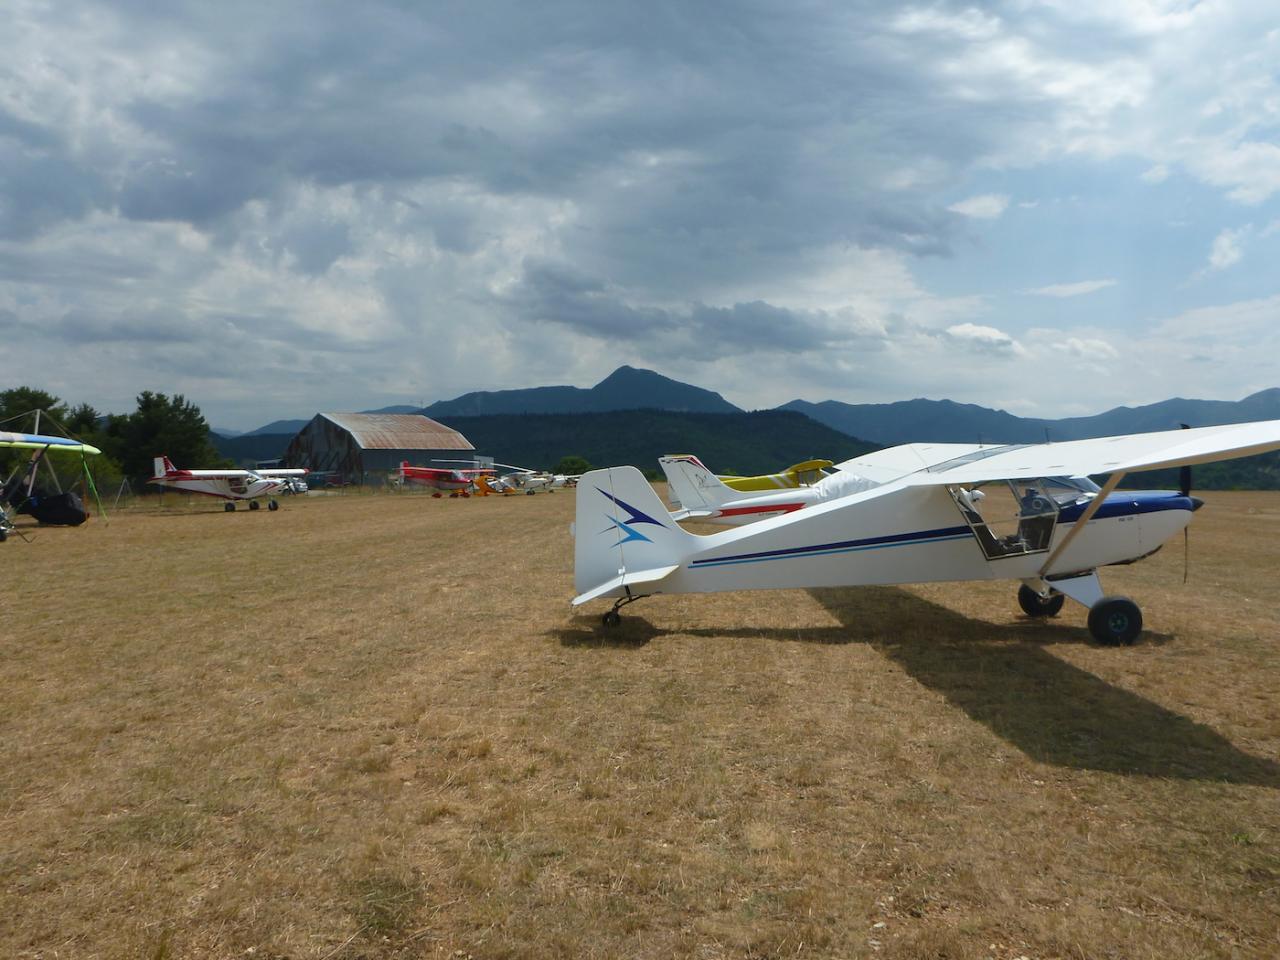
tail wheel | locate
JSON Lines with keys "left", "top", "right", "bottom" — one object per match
{"left": 1087, "top": 596, "right": 1143, "bottom": 646}
{"left": 1018, "top": 584, "right": 1065, "bottom": 618}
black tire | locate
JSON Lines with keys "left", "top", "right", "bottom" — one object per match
{"left": 268, "top": 500, "right": 279, "bottom": 511}
{"left": 1087, "top": 596, "right": 1143, "bottom": 646}
{"left": 602, "top": 610, "right": 621, "bottom": 627}
{"left": 249, "top": 500, "right": 260, "bottom": 511}
{"left": 224, "top": 502, "right": 236, "bottom": 512}
{"left": 1018, "top": 584, "right": 1065, "bottom": 618}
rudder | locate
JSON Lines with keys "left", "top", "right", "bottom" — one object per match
{"left": 658, "top": 455, "right": 737, "bottom": 511}
{"left": 573, "top": 466, "right": 692, "bottom": 603}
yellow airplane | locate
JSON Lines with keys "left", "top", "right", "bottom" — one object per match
{"left": 665, "top": 455, "right": 834, "bottom": 492}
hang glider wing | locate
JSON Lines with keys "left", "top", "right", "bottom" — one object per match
{"left": 0, "top": 431, "right": 101, "bottom": 455}
{"left": 900, "top": 420, "right": 1280, "bottom": 486}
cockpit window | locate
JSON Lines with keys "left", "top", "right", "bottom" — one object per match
{"left": 950, "top": 478, "right": 1060, "bottom": 560}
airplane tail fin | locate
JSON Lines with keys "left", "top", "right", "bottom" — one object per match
{"left": 573, "top": 467, "right": 692, "bottom": 605}
{"left": 153, "top": 455, "right": 176, "bottom": 477}
{"left": 658, "top": 455, "right": 737, "bottom": 511}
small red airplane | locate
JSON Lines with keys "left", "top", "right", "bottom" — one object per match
{"left": 398, "top": 461, "right": 495, "bottom": 497}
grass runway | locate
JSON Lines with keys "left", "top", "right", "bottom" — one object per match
{"left": 3, "top": 488, "right": 1279, "bottom": 958}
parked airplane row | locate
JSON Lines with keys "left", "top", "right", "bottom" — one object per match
{"left": 3, "top": 437, "right": 576, "bottom": 536}
{"left": 573, "top": 419, "right": 1280, "bottom": 647}
{"left": 397, "top": 460, "right": 578, "bottom": 497}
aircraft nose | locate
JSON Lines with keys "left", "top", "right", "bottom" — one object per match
{"left": 1190, "top": 496, "right": 1205, "bottom": 512}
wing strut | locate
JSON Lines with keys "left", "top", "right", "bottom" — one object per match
{"left": 1037, "top": 471, "right": 1126, "bottom": 577}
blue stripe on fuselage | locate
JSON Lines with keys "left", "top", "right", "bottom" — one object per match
{"left": 688, "top": 525, "right": 973, "bottom": 569}
{"left": 1057, "top": 490, "right": 1196, "bottom": 524}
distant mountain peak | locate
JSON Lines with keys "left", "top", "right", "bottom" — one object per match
{"left": 422, "top": 365, "right": 740, "bottom": 417}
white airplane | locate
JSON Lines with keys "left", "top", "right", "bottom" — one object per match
{"left": 148, "top": 456, "right": 308, "bottom": 512}
{"left": 573, "top": 420, "right": 1280, "bottom": 645}
{"left": 660, "top": 453, "right": 878, "bottom": 524}
{"left": 492, "top": 463, "right": 576, "bottom": 494}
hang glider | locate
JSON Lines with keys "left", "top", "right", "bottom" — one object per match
{"left": 0, "top": 430, "right": 101, "bottom": 456}
{"left": 149, "top": 456, "right": 307, "bottom": 511}
{"left": 1, "top": 431, "right": 103, "bottom": 539}
{"left": 573, "top": 419, "right": 1280, "bottom": 646}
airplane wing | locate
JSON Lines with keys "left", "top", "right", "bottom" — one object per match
{"left": 900, "top": 420, "right": 1280, "bottom": 486}
{"left": 0, "top": 431, "right": 101, "bottom": 455}
{"left": 832, "top": 442, "right": 993, "bottom": 485}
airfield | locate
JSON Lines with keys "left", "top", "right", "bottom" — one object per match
{"left": 4, "top": 487, "right": 1280, "bottom": 959}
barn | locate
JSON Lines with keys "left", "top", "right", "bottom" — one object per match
{"left": 283, "top": 413, "right": 476, "bottom": 485}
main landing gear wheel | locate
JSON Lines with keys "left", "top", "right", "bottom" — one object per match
{"left": 268, "top": 499, "right": 279, "bottom": 511}
{"left": 1018, "top": 584, "right": 1065, "bottom": 618}
{"left": 249, "top": 500, "right": 260, "bottom": 511}
{"left": 224, "top": 502, "right": 236, "bottom": 512}
{"left": 1087, "top": 596, "right": 1143, "bottom": 646}
{"left": 602, "top": 610, "right": 622, "bottom": 627}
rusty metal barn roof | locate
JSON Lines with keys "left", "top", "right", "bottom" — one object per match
{"left": 318, "top": 413, "right": 474, "bottom": 451}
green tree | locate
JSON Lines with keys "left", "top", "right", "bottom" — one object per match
{"left": 105, "top": 392, "right": 226, "bottom": 484}
{"left": 1, "top": 387, "right": 69, "bottom": 427}
{"left": 553, "top": 455, "right": 592, "bottom": 476}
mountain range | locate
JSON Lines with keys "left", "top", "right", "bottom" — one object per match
{"left": 234, "top": 366, "right": 1280, "bottom": 445}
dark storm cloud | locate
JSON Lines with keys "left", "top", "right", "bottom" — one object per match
{"left": 507, "top": 258, "right": 876, "bottom": 357}
{"left": 12, "top": 1, "right": 1008, "bottom": 259}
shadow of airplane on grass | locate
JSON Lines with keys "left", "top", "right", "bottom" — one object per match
{"left": 554, "top": 585, "right": 1280, "bottom": 787}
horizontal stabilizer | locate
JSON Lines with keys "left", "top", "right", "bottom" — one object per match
{"left": 572, "top": 564, "right": 680, "bottom": 606}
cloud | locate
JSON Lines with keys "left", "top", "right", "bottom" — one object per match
{"left": 1028, "top": 279, "right": 1118, "bottom": 298}
{"left": 1, "top": 1, "right": 1279, "bottom": 427}
{"left": 1207, "top": 227, "right": 1248, "bottom": 271}
{"left": 1054, "top": 337, "right": 1119, "bottom": 360}
{"left": 947, "top": 194, "right": 1011, "bottom": 219}
{"left": 944, "top": 322, "right": 1026, "bottom": 356}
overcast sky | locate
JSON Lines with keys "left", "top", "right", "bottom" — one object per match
{"left": 3, "top": 0, "right": 1279, "bottom": 430}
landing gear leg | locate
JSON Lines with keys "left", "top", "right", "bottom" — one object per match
{"left": 601, "top": 591, "right": 649, "bottom": 628}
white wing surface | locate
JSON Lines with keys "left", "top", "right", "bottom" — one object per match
{"left": 902, "top": 420, "right": 1280, "bottom": 486}
{"left": 832, "top": 442, "right": 995, "bottom": 485}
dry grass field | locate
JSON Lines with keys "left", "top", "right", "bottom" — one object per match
{"left": 3, "top": 487, "right": 1279, "bottom": 959}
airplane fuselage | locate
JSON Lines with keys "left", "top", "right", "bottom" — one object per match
{"left": 577, "top": 478, "right": 1198, "bottom": 599}
{"left": 150, "top": 474, "right": 286, "bottom": 501}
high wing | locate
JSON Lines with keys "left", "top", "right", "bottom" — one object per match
{"left": 832, "top": 443, "right": 993, "bottom": 485}
{"left": 0, "top": 431, "right": 101, "bottom": 455}
{"left": 159, "top": 468, "right": 260, "bottom": 480}
{"left": 899, "top": 420, "right": 1280, "bottom": 486}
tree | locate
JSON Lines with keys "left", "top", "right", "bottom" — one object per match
{"left": 553, "top": 455, "right": 592, "bottom": 476}
{"left": 105, "top": 392, "right": 226, "bottom": 484}
{"left": 1, "top": 387, "right": 69, "bottom": 427}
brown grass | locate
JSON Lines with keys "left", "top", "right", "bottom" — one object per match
{"left": 2, "top": 488, "right": 1279, "bottom": 958}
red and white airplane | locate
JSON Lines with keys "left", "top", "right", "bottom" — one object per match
{"left": 149, "top": 456, "right": 308, "bottom": 512}
{"left": 398, "top": 461, "right": 495, "bottom": 497}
